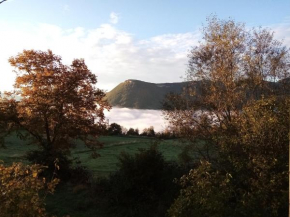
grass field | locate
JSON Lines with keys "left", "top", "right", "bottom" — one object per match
{"left": 1, "top": 133, "right": 184, "bottom": 177}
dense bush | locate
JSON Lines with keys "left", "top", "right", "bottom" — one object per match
{"left": 26, "top": 148, "right": 72, "bottom": 181}
{"left": 27, "top": 148, "right": 92, "bottom": 184}
{"left": 96, "top": 145, "right": 185, "bottom": 217}
{"left": 69, "top": 165, "right": 93, "bottom": 185}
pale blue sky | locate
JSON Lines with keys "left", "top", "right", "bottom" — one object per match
{"left": 0, "top": 0, "right": 289, "bottom": 92}
{"left": 1, "top": 0, "right": 289, "bottom": 38}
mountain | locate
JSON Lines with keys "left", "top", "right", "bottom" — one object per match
{"left": 105, "top": 79, "right": 290, "bottom": 110}
{"left": 105, "top": 79, "right": 189, "bottom": 110}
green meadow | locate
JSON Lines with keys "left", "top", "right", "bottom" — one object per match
{"left": 1, "top": 132, "right": 184, "bottom": 177}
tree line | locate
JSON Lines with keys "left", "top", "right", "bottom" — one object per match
{"left": 106, "top": 122, "right": 177, "bottom": 139}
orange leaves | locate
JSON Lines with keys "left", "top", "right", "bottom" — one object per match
{"left": 0, "top": 162, "right": 59, "bottom": 217}
{"left": 2, "top": 49, "right": 110, "bottom": 154}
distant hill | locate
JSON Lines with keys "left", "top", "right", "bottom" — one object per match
{"left": 105, "top": 79, "right": 190, "bottom": 110}
{"left": 105, "top": 78, "right": 290, "bottom": 110}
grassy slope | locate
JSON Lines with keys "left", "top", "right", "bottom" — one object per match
{"left": 0, "top": 132, "right": 36, "bottom": 164}
{"left": 77, "top": 136, "right": 183, "bottom": 177}
{"left": 1, "top": 133, "right": 183, "bottom": 177}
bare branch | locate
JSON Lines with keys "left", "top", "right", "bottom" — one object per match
{"left": 0, "top": 0, "right": 7, "bottom": 4}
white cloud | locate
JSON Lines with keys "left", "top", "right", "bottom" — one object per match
{"left": 0, "top": 19, "right": 289, "bottom": 93}
{"left": 109, "top": 12, "right": 119, "bottom": 24}
{"left": 0, "top": 20, "right": 199, "bottom": 92}
{"left": 1, "top": 19, "right": 289, "bottom": 94}
{"left": 271, "top": 22, "right": 290, "bottom": 47}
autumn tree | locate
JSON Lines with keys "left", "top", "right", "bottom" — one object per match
{"left": 164, "top": 17, "right": 290, "bottom": 217}
{"left": 0, "top": 50, "right": 110, "bottom": 174}
{"left": 164, "top": 16, "right": 290, "bottom": 160}
{"left": 169, "top": 97, "right": 289, "bottom": 217}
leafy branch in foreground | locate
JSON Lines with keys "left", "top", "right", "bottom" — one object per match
{"left": 0, "top": 162, "right": 59, "bottom": 217}
{"left": 0, "top": 0, "right": 8, "bottom": 5}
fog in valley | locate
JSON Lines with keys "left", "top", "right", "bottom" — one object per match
{"left": 105, "top": 108, "right": 167, "bottom": 132}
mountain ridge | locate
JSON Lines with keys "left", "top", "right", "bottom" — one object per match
{"left": 105, "top": 78, "right": 290, "bottom": 110}
{"left": 105, "top": 79, "right": 190, "bottom": 110}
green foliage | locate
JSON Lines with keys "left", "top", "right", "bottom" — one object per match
{"left": 126, "top": 127, "right": 139, "bottom": 136}
{"left": 102, "top": 145, "right": 184, "bottom": 217}
{"left": 108, "top": 123, "right": 123, "bottom": 135}
{"left": 45, "top": 184, "right": 100, "bottom": 217}
{"left": 0, "top": 162, "right": 59, "bottom": 217}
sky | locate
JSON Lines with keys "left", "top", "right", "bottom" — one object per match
{"left": 0, "top": 0, "right": 290, "bottom": 131}
{"left": 0, "top": 0, "right": 290, "bottom": 92}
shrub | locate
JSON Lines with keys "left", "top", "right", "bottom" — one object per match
{"left": 103, "top": 145, "right": 184, "bottom": 217}
{"left": 69, "top": 165, "right": 93, "bottom": 185}
{"left": 0, "top": 162, "right": 59, "bottom": 217}
{"left": 26, "top": 148, "right": 72, "bottom": 181}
